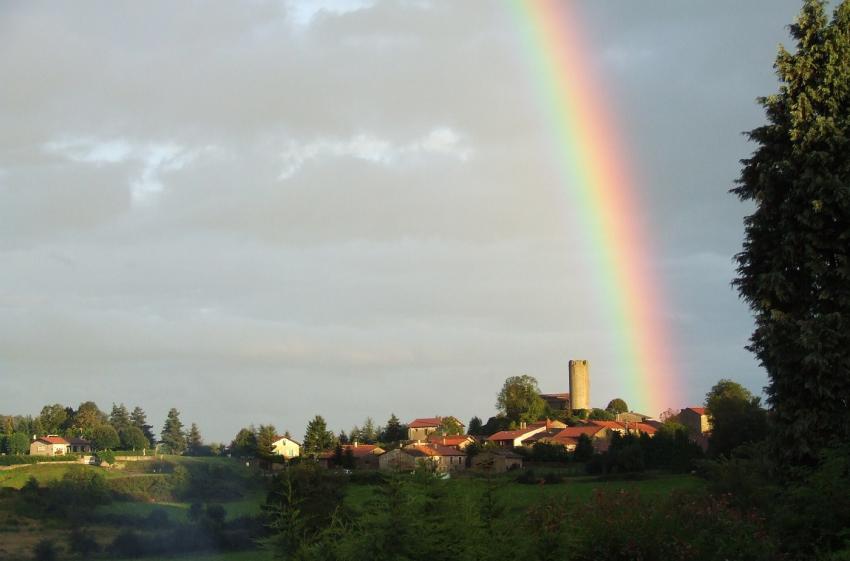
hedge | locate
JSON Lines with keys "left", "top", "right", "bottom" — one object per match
{"left": 0, "top": 454, "right": 82, "bottom": 466}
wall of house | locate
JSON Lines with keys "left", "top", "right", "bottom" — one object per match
{"left": 408, "top": 426, "right": 438, "bottom": 441}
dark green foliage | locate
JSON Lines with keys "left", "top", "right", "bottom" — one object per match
{"left": 705, "top": 379, "right": 769, "bottom": 457}
{"left": 255, "top": 424, "right": 276, "bottom": 457}
{"left": 160, "top": 408, "right": 187, "bottom": 455}
{"left": 588, "top": 408, "right": 615, "bottom": 421}
{"left": 605, "top": 398, "right": 629, "bottom": 414}
{"left": 231, "top": 426, "right": 258, "bottom": 457}
{"left": 468, "top": 416, "right": 483, "bottom": 435}
{"left": 109, "top": 403, "right": 132, "bottom": 433}
{"left": 68, "top": 527, "right": 100, "bottom": 556}
{"left": 71, "top": 401, "right": 106, "bottom": 438}
{"left": 302, "top": 415, "right": 335, "bottom": 457}
{"left": 129, "top": 406, "right": 156, "bottom": 448}
{"left": 380, "top": 413, "right": 406, "bottom": 442}
{"left": 91, "top": 424, "right": 121, "bottom": 450}
{"left": 496, "top": 375, "right": 546, "bottom": 424}
{"left": 438, "top": 416, "right": 464, "bottom": 436}
{"left": 733, "top": 0, "right": 850, "bottom": 465}
{"left": 529, "top": 442, "right": 570, "bottom": 463}
{"left": 574, "top": 433, "right": 594, "bottom": 462}
{"left": 119, "top": 426, "right": 149, "bottom": 451}
{"left": 97, "top": 449, "right": 116, "bottom": 465}
{"left": 186, "top": 422, "right": 204, "bottom": 455}
{"left": 7, "top": 432, "right": 30, "bottom": 454}
{"left": 481, "top": 415, "right": 509, "bottom": 436}
{"left": 38, "top": 404, "right": 69, "bottom": 435}
{"left": 33, "top": 539, "right": 58, "bottom": 561}
{"left": 0, "top": 454, "right": 81, "bottom": 466}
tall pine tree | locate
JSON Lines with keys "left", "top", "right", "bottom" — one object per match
{"left": 302, "top": 415, "right": 334, "bottom": 457}
{"left": 130, "top": 406, "right": 156, "bottom": 447}
{"left": 734, "top": 0, "right": 850, "bottom": 465}
{"left": 160, "top": 408, "right": 187, "bottom": 455}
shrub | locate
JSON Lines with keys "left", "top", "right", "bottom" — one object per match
{"left": 33, "top": 539, "right": 58, "bottom": 561}
{"left": 108, "top": 530, "right": 145, "bottom": 558}
{"left": 68, "top": 527, "right": 100, "bottom": 556}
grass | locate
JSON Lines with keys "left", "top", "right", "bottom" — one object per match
{"left": 0, "top": 463, "right": 129, "bottom": 489}
{"left": 95, "top": 491, "right": 265, "bottom": 522}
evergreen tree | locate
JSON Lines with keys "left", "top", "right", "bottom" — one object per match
{"left": 303, "top": 415, "right": 335, "bottom": 457}
{"left": 382, "top": 413, "right": 405, "bottom": 442}
{"left": 231, "top": 427, "right": 258, "bottom": 457}
{"left": 733, "top": 0, "right": 850, "bottom": 464}
{"left": 109, "top": 403, "right": 131, "bottom": 433}
{"left": 361, "top": 417, "right": 377, "bottom": 443}
{"left": 187, "top": 423, "right": 204, "bottom": 455}
{"left": 256, "top": 424, "right": 277, "bottom": 457}
{"left": 160, "top": 408, "right": 187, "bottom": 455}
{"left": 129, "top": 406, "right": 155, "bottom": 447}
{"left": 468, "top": 416, "right": 483, "bottom": 435}
{"left": 338, "top": 430, "right": 349, "bottom": 445}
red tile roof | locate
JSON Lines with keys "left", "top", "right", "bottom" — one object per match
{"left": 318, "top": 444, "right": 382, "bottom": 459}
{"left": 686, "top": 407, "right": 707, "bottom": 415}
{"left": 554, "top": 426, "right": 605, "bottom": 439}
{"left": 487, "top": 428, "right": 540, "bottom": 441}
{"left": 430, "top": 444, "right": 465, "bottom": 456}
{"left": 408, "top": 417, "right": 443, "bottom": 428}
{"left": 426, "top": 434, "right": 472, "bottom": 446}
{"left": 36, "top": 435, "right": 69, "bottom": 445}
{"left": 405, "top": 444, "right": 440, "bottom": 457}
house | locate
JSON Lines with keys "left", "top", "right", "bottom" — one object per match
{"left": 587, "top": 420, "right": 657, "bottom": 436}
{"left": 615, "top": 412, "right": 652, "bottom": 424}
{"left": 471, "top": 449, "right": 523, "bottom": 472}
{"left": 271, "top": 436, "right": 301, "bottom": 459}
{"left": 29, "top": 435, "right": 70, "bottom": 456}
{"left": 67, "top": 437, "right": 92, "bottom": 454}
{"left": 544, "top": 425, "right": 611, "bottom": 452}
{"left": 680, "top": 407, "right": 712, "bottom": 435}
{"left": 486, "top": 424, "right": 546, "bottom": 448}
{"left": 403, "top": 444, "right": 466, "bottom": 473}
{"left": 426, "top": 433, "right": 475, "bottom": 450}
{"left": 407, "top": 416, "right": 465, "bottom": 441}
{"left": 540, "top": 392, "right": 570, "bottom": 412}
{"left": 318, "top": 443, "right": 385, "bottom": 470}
{"left": 378, "top": 448, "right": 418, "bottom": 472}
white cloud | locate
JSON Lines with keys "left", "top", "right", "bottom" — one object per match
{"left": 285, "top": 0, "right": 376, "bottom": 27}
{"left": 278, "top": 127, "right": 471, "bottom": 180}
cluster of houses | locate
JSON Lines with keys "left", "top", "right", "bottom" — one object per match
{"left": 265, "top": 408, "right": 714, "bottom": 474}
{"left": 24, "top": 408, "right": 715, "bottom": 475}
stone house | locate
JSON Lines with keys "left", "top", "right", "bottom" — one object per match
{"left": 471, "top": 450, "right": 523, "bottom": 473}
{"left": 29, "top": 435, "right": 70, "bottom": 456}
{"left": 486, "top": 424, "right": 546, "bottom": 448}
{"left": 407, "top": 416, "right": 465, "bottom": 441}
{"left": 680, "top": 407, "right": 712, "bottom": 435}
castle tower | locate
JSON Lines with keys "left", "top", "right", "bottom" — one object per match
{"left": 569, "top": 360, "right": 590, "bottom": 411}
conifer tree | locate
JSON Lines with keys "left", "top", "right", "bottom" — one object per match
{"left": 382, "top": 413, "right": 405, "bottom": 442}
{"left": 256, "top": 424, "right": 277, "bottom": 457}
{"left": 129, "top": 406, "right": 155, "bottom": 447}
{"left": 186, "top": 423, "right": 203, "bottom": 455}
{"left": 160, "top": 408, "right": 187, "bottom": 455}
{"left": 109, "top": 403, "right": 131, "bottom": 433}
{"left": 303, "top": 415, "right": 335, "bottom": 457}
{"left": 733, "top": 0, "right": 850, "bottom": 464}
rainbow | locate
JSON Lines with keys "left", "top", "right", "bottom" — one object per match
{"left": 508, "top": 1, "right": 679, "bottom": 415}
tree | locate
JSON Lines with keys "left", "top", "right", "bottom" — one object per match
{"left": 588, "top": 408, "right": 615, "bottom": 421}
{"left": 160, "top": 408, "right": 186, "bottom": 455}
{"left": 9, "top": 432, "right": 30, "bottom": 454}
{"left": 438, "top": 416, "right": 464, "bottom": 436}
{"left": 606, "top": 398, "right": 629, "bottom": 415}
{"left": 38, "top": 404, "right": 68, "bottom": 435}
{"left": 360, "top": 417, "right": 377, "bottom": 444}
{"left": 468, "top": 416, "right": 483, "bottom": 435}
{"left": 496, "top": 375, "right": 546, "bottom": 424}
{"left": 705, "top": 379, "right": 769, "bottom": 457}
{"left": 382, "top": 414, "right": 405, "bottom": 442}
{"left": 109, "top": 403, "right": 131, "bottom": 433}
{"left": 186, "top": 423, "right": 204, "bottom": 456}
{"left": 119, "top": 426, "right": 149, "bottom": 451}
{"left": 303, "top": 415, "right": 335, "bottom": 457}
{"left": 733, "top": 0, "right": 850, "bottom": 465}
{"left": 574, "top": 433, "right": 594, "bottom": 462}
{"left": 90, "top": 425, "right": 121, "bottom": 451}
{"left": 231, "top": 427, "right": 258, "bottom": 457}
{"left": 71, "top": 402, "right": 107, "bottom": 438}
{"left": 129, "top": 406, "right": 155, "bottom": 447}
{"left": 256, "top": 424, "right": 277, "bottom": 457}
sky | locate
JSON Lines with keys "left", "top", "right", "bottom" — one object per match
{"left": 0, "top": 0, "right": 807, "bottom": 441}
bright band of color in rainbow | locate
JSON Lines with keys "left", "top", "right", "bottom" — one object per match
{"left": 508, "top": 0, "right": 679, "bottom": 415}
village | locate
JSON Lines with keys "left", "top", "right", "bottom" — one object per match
{"left": 16, "top": 360, "right": 713, "bottom": 475}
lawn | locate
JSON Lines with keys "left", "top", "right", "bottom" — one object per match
{"left": 95, "top": 491, "right": 266, "bottom": 522}
{"left": 0, "top": 463, "right": 130, "bottom": 489}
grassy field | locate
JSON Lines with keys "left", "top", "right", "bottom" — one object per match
{"left": 94, "top": 490, "right": 265, "bottom": 522}
{"left": 0, "top": 463, "right": 132, "bottom": 489}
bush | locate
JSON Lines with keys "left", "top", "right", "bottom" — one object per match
{"left": 97, "top": 449, "right": 116, "bottom": 465}
{"left": 68, "top": 527, "right": 100, "bottom": 556}
{"left": 0, "top": 454, "right": 81, "bottom": 466}
{"left": 108, "top": 530, "right": 145, "bottom": 558}
{"left": 33, "top": 539, "right": 58, "bottom": 561}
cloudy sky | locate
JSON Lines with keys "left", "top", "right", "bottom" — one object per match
{"left": 1, "top": 1, "right": 806, "bottom": 441}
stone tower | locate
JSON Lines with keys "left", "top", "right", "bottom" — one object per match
{"left": 569, "top": 359, "right": 590, "bottom": 411}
